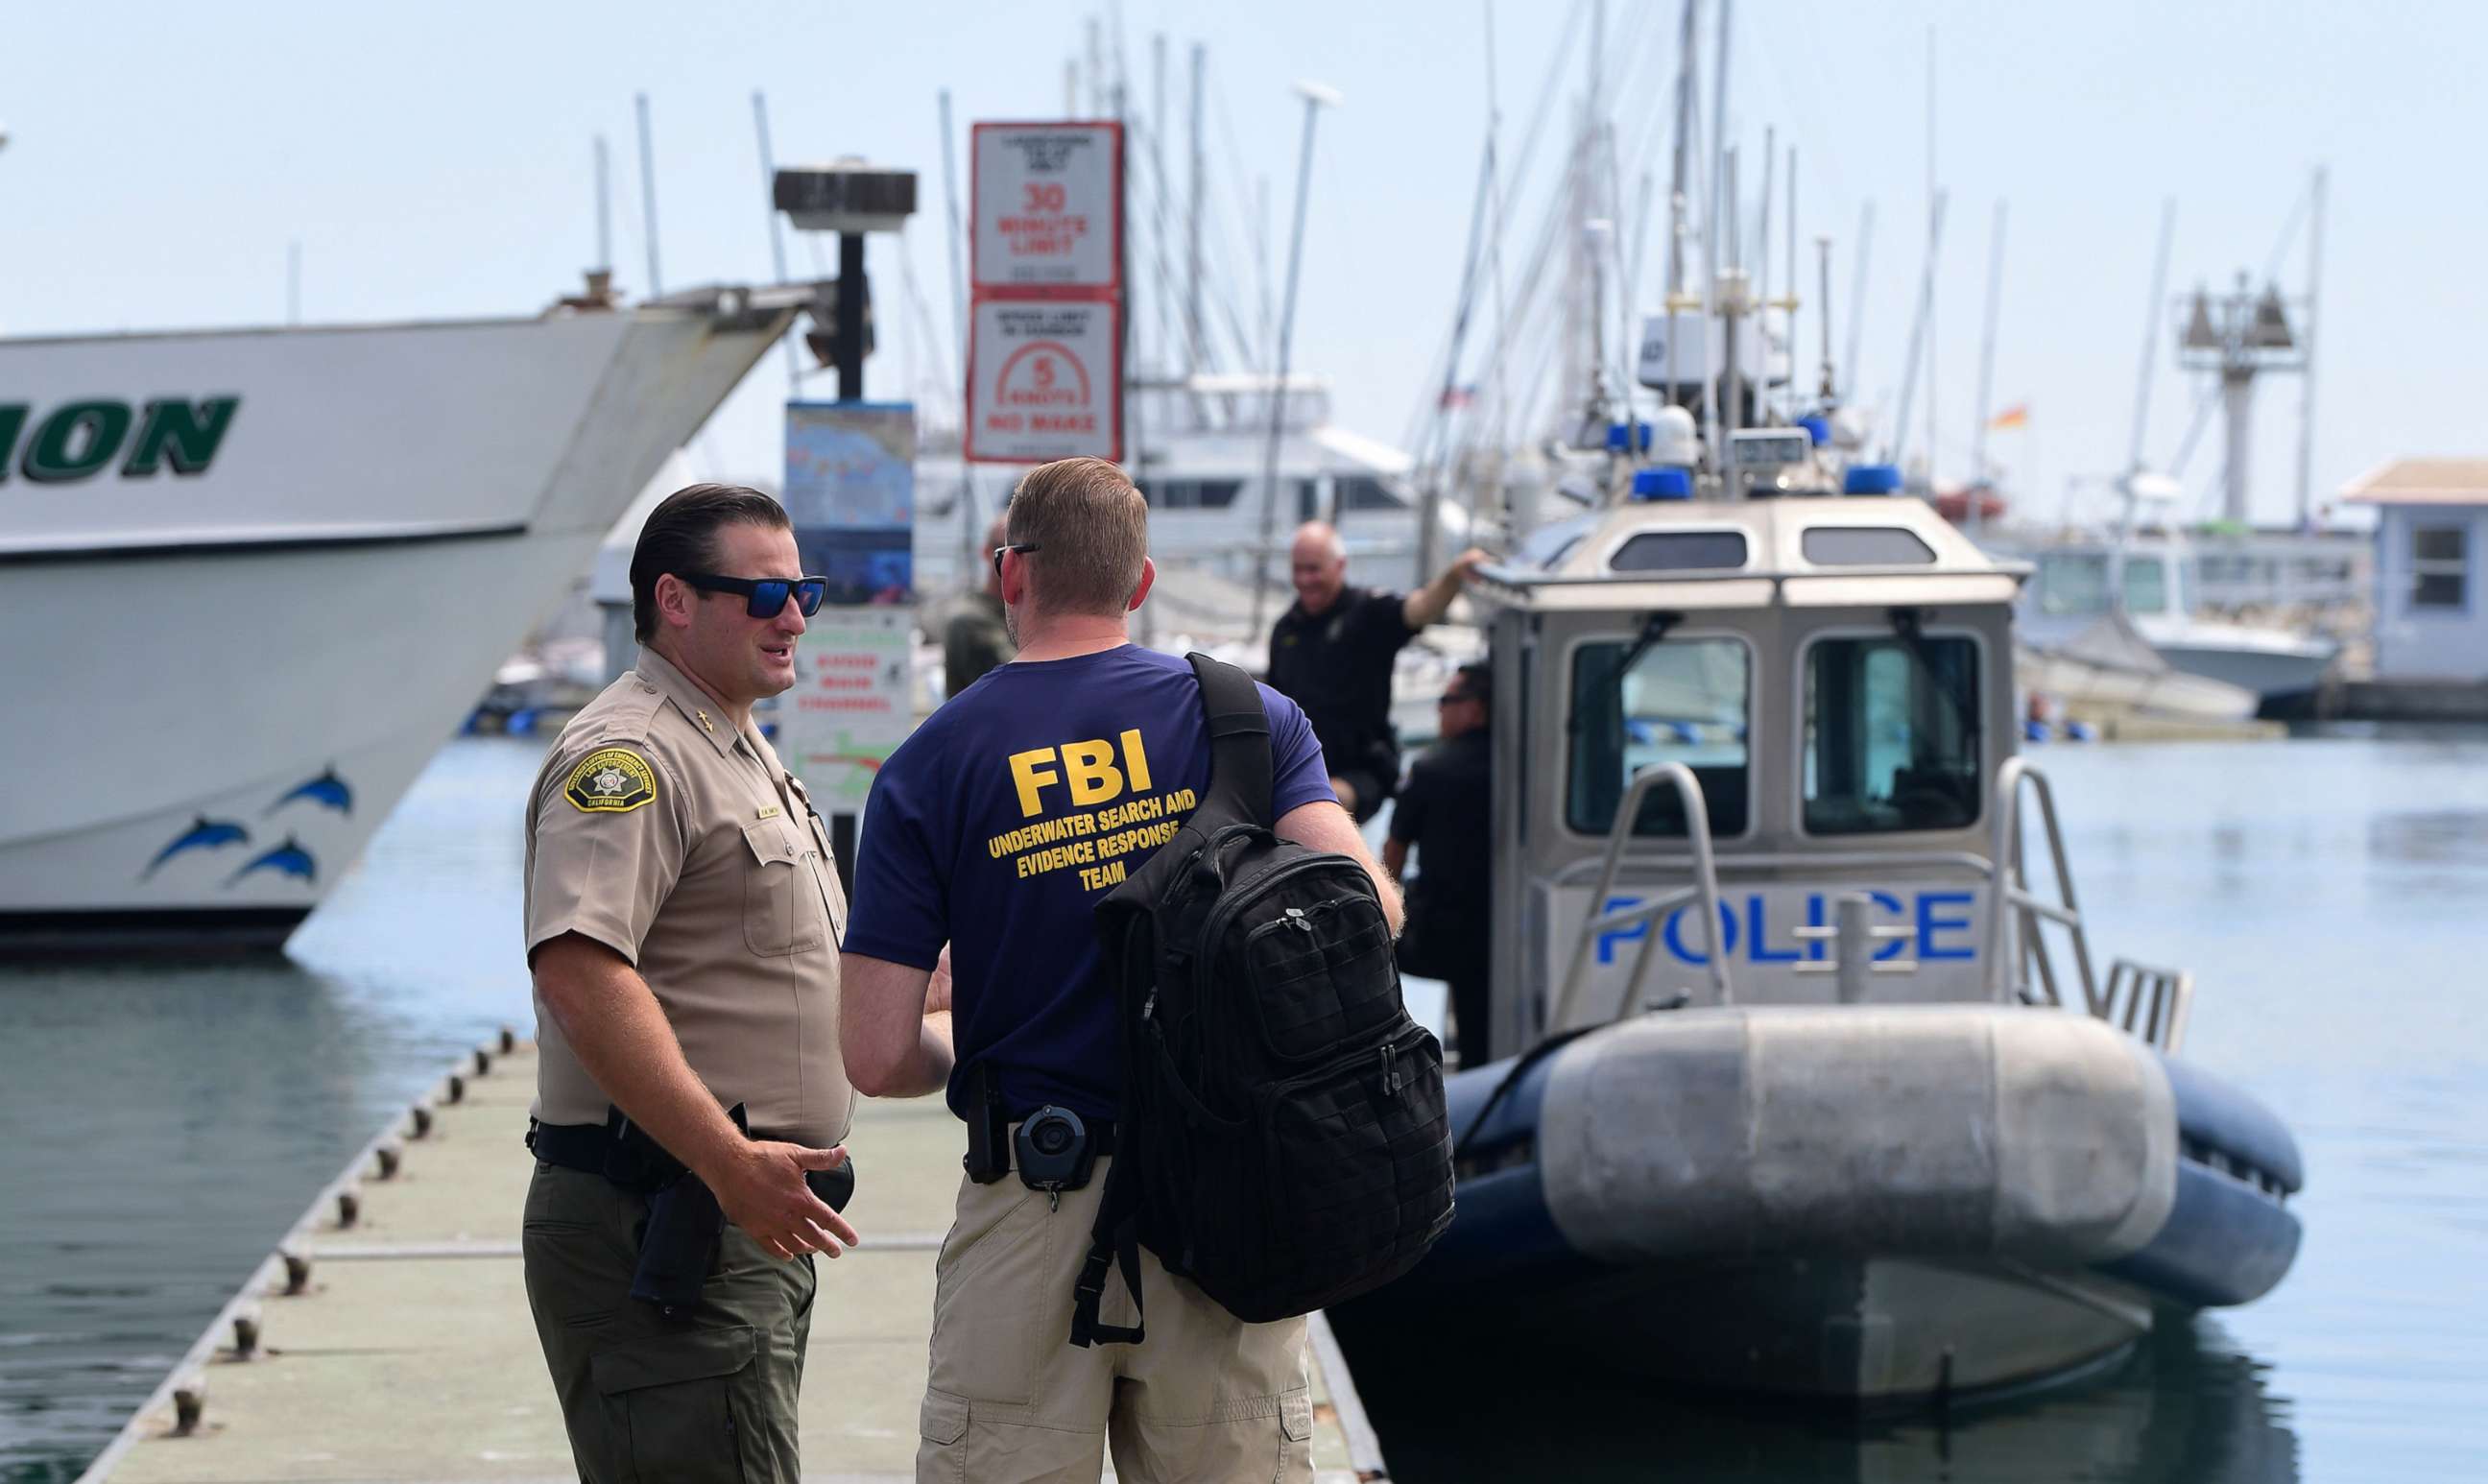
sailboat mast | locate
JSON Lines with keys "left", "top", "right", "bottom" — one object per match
{"left": 2294, "top": 164, "right": 2327, "bottom": 527}
{"left": 1971, "top": 199, "right": 2007, "bottom": 494}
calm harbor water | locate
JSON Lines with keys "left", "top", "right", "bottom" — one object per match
{"left": 4, "top": 729, "right": 2484, "bottom": 1481}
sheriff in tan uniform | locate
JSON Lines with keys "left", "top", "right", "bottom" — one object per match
{"left": 520, "top": 488, "right": 860, "bottom": 1484}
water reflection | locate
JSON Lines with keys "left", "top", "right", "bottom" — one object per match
{"left": 1345, "top": 1317, "right": 2296, "bottom": 1484}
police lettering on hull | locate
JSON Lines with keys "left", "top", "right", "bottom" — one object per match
{"left": 1541, "top": 883, "right": 1992, "bottom": 1007}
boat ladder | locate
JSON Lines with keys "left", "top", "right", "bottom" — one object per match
{"left": 1543, "top": 757, "right": 2192, "bottom": 1055}
{"left": 1987, "top": 756, "right": 2193, "bottom": 1054}
{"left": 1549, "top": 762, "right": 1734, "bottom": 1031}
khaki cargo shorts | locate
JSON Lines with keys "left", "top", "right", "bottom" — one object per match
{"left": 918, "top": 1156, "right": 1312, "bottom": 1483}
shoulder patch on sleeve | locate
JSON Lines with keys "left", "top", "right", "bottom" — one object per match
{"left": 563, "top": 747, "right": 659, "bottom": 814}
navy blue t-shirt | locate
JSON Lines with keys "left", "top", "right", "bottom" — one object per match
{"left": 842, "top": 644, "right": 1335, "bottom": 1120}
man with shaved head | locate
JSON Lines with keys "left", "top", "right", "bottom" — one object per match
{"left": 1265, "top": 521, "right": 1487, "bottom": 822}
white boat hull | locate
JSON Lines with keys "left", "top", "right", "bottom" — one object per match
{"left": 0, "top": 297, "right": 793, "bottom": 945}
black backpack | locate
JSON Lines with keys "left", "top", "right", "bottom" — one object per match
{"left": 1070, "top": 654, "right": 1454, "bottom": 1346}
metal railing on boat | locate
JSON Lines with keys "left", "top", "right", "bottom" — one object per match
{"left": 1546, "top": 755, "right": 2193, "bottom": 1054}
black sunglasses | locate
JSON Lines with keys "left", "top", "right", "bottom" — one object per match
{"left": 1436, "top": 690, "right": 1476, "bottom": 706}
{"left": 992, "top": 541, "right": 1041, "bottom": 583}
{"left": 679, "top": 572, "right": 828, "bottom": 619}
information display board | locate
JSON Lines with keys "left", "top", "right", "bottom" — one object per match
{"left": 966, "top": 120, "right": 1124, "bottom": 465}
{"left": 963, "top": 299, "right": 1122, "bottom": 464}
{"left": 970, "top": 122, "right": 1122, "bottom": 290}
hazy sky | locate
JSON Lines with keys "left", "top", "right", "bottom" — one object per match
{"left": 5, "top": 0, "right": 2477, "bottom": 530}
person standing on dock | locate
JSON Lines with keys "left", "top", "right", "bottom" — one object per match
{"left": 939, "top": 514, "right": 1016, "bottom": 698}
{"left": 1385, "top": 661, "right": 1496, "bottom": 1065}
{"left": 841, "top": 457, "right": 1392, "bottom": 1483}
{"left": 1265, "top": 521, "right": 1489, "bottom": 822}
{"left": 520, "top": 484, "right": 862, "bottom": 1484}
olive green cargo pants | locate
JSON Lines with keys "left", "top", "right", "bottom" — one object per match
{"left": 523, "top": 1161, "right": 814, "bottom": 1484}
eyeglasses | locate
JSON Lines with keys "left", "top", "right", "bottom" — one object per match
{"left": 679, "top": 572, "right": 828, "bottom": 619}
{"left": 1436, "top": 690, "right": 1477, "bottom": 706}
{"left": 992, "top": 541, "right": 1041, "bottom": 582}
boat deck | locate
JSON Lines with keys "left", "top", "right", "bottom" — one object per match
{"left": 80, "top": 1039, "right": 1381, "bottom": 1483}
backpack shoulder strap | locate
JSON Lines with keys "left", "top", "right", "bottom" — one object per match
{"left": 1186, "top": 652, "right": 1274, "bottom": 827}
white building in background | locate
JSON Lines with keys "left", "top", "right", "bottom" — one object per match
{"left": 2343, "top": 460, "right": 2488, "bottom": 682}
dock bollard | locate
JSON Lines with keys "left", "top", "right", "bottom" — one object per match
{"left": 374, "top": 1143, "right": 401, "bottom": 1181}
{"left": 231, "top": 1308, "right": 261, "bottom": 1359}
{"left": 336, "top": 1186, "right": 361, "bottom": 1230}
{"left": 474, "top": 1047, "right": 492, "bottom": 1076}
{"left": 499, "top": 1025, "right": 516, "bottom": 1054}
{"left": 279, "top": 1249, "right": 311, "bottom": 1296}
{"left": 445, "top": 1073, "right": 466, "bottom": 1105}
{"left": 409, "top": 1104, "right": 434, "bottom": 1138}
{"left": 172, "top": 1376, "right": 206, "bottom": 1436}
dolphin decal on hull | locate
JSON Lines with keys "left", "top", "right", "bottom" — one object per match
{"left": 141, "top": 817, "right": 251, "bottom": 879}
{"left": 227, "top": 836, "right": 318, "bottom": 887}
{"left": 269, "top": 767, "right": 352, "bottom": 817}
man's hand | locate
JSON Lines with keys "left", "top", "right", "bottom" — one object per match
{"left": 707, "top": 1139, "right": 860, "bottom": 1261}
{"left": 1405, "top": 547, "right": 1492, "bottom": 630}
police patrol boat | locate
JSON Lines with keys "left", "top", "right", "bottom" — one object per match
{"left": 0, "top": 279, "right": 810, "bottom": 952}
{"left": 1335, "top": 417, "right": 2304, "bottom": 1401}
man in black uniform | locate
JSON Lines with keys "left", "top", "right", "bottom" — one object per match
{"left": 1385, "top": 661, "right": 1495, "bottom": 1065}
{"left": 1264, "top": 521, "right": 1487, "bottom": 822}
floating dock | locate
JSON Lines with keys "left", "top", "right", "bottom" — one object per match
{"left": 78, "top": 1037, "right": 1385, "bottom": 1483}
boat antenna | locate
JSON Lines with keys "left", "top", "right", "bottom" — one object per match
{"left": 752, "top": 91, "right": 800, "bottom": 387}
{"left": 1889, "top": 187, "right": 1949, "bottom": 468}
{"left": 1843, "top": 200, "right": 1873, "bottom": 398}
{"left": 1247, "top": 81, "right": 1341, "bottom": 638}
{"left": 592, "top": 134, "right": 613, "bottom": 283}
{"left": 1970, "top": 198, "right": 2007, "bottom": 514}
{"left": 1816, "top": 233, "right": 1834, "bottom": 404}
{"left": 2293, "top": 164, "right": 2326, "bottom": 526}
{"left": 2127, "top": 198, "right": 2176, "bottom": 481}
{"left": 1188, "top": 43, "right": 1208, "bottom": 383}
{"left": 1702, "top": 0, "right": 1732, "bottom": 457}
{"left": 1923, "top": 23, "right": 1937, "bottom": 490}
{"left": 634, "top": 92, "right": 662, "bottom": 297}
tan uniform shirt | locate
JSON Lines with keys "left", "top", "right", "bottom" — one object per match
{"left": 523, "top": 647, "right": 852, "bottom": 1148}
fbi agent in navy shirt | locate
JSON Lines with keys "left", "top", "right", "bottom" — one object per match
{"left": 841, "top": 457, "right": 1400, "bottom": 1483}
{"left": 1264, "top": 521, "right": 1488, "bottom": 823}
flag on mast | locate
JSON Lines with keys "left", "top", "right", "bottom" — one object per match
{"left": 1988, "top": 403, "right": 2030, "bottom": 430}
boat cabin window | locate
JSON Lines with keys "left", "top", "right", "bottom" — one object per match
{"left": 2034, "top": 552, "right": 2110, "bottom": 616}
{"left": 1803, "top": 634, "right": 1981, "bottom": 835}
{"left": 1801, "top": 526, "right": 1936, "bottom": 566}
{"left": 2121, "top": 557, "right": 2171, "bottom": 614}
{"left": 1608, "top": 530, "right": 1749, "bottom": 573}
{"left": 1336, "top": 475, "right": 1406, "bottom": 512}
{"left": 1567, "top": 637, "right": 1751, "bottom": 837}
{"left": 1141, "top": 478, "right": 1243, "bottom": 510}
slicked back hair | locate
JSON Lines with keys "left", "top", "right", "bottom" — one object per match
{"left": 630, "top": 483, "right": 791, "bottom": 642}
{"left": 1004, "top": 457, "right": 1149, "bottom": 617}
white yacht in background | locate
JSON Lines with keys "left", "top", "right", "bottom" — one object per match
{"left": 913, "top": 371, "right": 1458, "bottom": 607}
{"left": 2007, "top": 527, "right": 2339, "bottom": 703}
{"left": 0, "top": 281, "right": 806, "bottom": 952}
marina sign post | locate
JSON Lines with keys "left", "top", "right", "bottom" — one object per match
{"left": 965, "top": 121, "right": 1124, "bottom": 464}
{"left": 774, "top": 161, "right": 920, "bottom": 883}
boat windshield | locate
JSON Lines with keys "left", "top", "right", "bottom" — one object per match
{"left": 2035, "top": 552, "right": 2111, "bottom": 615}
{"left": 1803, "top": 635, "right": 1981, "bottom": 835}
{"left": 1567, "top": 637, "right": 1751, "bottom": 837}
{"left": 2121, "top": 557, "right": 2171, "bottom": 614}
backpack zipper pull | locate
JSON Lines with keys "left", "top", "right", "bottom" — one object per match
{"left": 1380, "top": 1041, "right": 1400, "bottom": 1096}
{"left": 1141, "top": 988, "right": 1159, "bottom": 1022}
{"left": 1285, "top": 907, "right": 1312, "bottom": 933}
